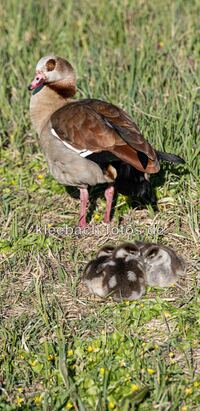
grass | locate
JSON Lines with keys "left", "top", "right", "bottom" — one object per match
{"left": 0, "top": 0, "right": 200, "bottom": 409}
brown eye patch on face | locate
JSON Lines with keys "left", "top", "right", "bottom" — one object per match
{"left": 46, "top": 59, "right": 56, "bottom": 71}
{"left": 146, "top": 247, "right": 159, "bottom": 259}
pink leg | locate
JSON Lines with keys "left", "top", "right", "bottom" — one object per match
{"left": 79, "top": 188, "right": 89, "bottom": 228}
{"left": 104, "top": 185, "right": 115, "bottom": 224}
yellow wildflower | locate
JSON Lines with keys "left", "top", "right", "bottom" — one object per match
{"left": 193, "top": 381, "right": 199, "bottom": 387}
{"left": 29, "top": 359, "right": 38, "bottom": 367}
{"left": 67, "top": 349, "right": 74, "bottom": 356}
{"left": 17, "top": 388, "right": 23, "bottom": 393}
{"left": 140, "top": 303, "right": 144, "bottom": 308}
{"left": 15, "top": 396, "right": 24, "bottom": 407}
{"left": 37, "top": 174, "right": 44, "bottom": 179}
{"left": 185, "top": 387, "right": 193, "bottom": 395}
{"left": 48, "top": 354, "right": 55, "bottom": 361}
{"left": 181, "top": 406, "right": 187, "bottom": 411}
{"left": 100, "top": 367, "right": 105, "bottom": 376}
{"left": 125, "top": 301, "right": 130, "bottom": 305}
{"left": 93, "top": 213, "right": 101, "bottom": 222}
{"left": 108, "top": 401, "right": 115, "bottom": 409}
{"left": 66, "top": 400, "right": 73, "bottom": 409}
{"left": 147, "top": 368, "right": 156, "bottom": 375}
{"left": 87, "top": 346, "right": 93, "bottom": 353}
{"left": 131, "top": 384, "right": 140, "bottom": 392}
{"left": 120, "top": 195, "right": 129, "bottom": 202}
{"left": 158, "top": 41, "right": 164, "bottom": 48}
{"left": 34, "top": 396, "right": 42, "bottom": 405}
{"left": 169, "top": 352, "right": 175, "bottom": 358}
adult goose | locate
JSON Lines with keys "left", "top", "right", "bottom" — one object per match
{"left": 28, "top": 55, "right": 184, "bottom": 227}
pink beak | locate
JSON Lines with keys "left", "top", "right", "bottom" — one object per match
{"left": 28, "top": 73, "right": 45, "bottom": 90}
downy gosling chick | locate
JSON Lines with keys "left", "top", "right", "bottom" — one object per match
{"left": 135, "top": 241, "right": 186, "bottom": 287}
{"left": 82, "top": 245, "right": 115, "bottom": 297}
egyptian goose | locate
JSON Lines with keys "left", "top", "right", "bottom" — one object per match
{"left": 28, "top": 55, "right": 184, "bottom": 227}
{"left": 135, "top": 241, "right": 186, "bottom": 286}
{"left": 83, "top": 243, "right": 146, "bottom": 300}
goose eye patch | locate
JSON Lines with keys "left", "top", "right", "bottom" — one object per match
{"left": 46, "top": 59, "right": 56, "bottom": 71}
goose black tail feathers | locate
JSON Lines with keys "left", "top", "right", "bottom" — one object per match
{"left": 156, "top": 151, "right": 185, "bottom": 164}
{"left": 115, "top": 163, "right": 157, "bottom": 205}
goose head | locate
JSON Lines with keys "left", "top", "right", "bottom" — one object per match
{"left": 143, "top": 246, "right": 171, "bottom": 268}
{"left": 97, "top": 245, "right": 115, "bottom": 258}
{"left": 28, "top": 55, "right": 76, "bottom": 96}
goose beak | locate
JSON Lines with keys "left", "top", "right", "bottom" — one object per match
{"left": 28, "top": 72, "right": 45, "bottom": 90}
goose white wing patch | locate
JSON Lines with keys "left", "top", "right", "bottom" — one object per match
{"left": 51, "top": 128, "right": 93, "bottom": 157}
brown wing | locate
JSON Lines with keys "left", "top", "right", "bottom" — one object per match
{"left": 51, "top": 98, "right": 160, "bottom": 173}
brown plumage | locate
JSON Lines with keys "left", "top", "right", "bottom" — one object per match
{"left": 28, "top": 55, "right": 184, "bottom": 227}
{"left": 51, "top": 99, "right": 159, "bottom": 173}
